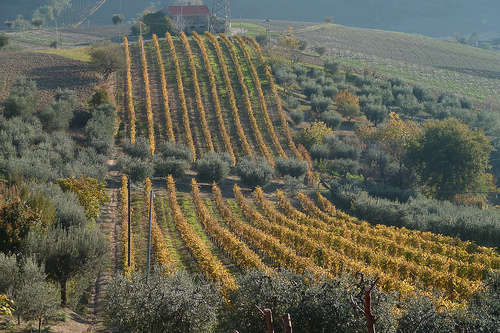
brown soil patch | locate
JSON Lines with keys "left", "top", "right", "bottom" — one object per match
{"left": 0, "top": 51, "right": 100, "bottom": 108}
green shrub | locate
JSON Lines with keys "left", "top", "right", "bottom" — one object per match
{"left": 320, "top": 110, "right": 343, "bottom": 129}
{"left": 275, "top": 158, "right": 308, "bottom": 178}
{"left": 290, "top": 109, "right": 305, "bottom": 124}
{"left": 118, "top": 156, "right": 154, "bottom": 183}
{"left": 311, "top": 94, "right": 331, "bottom": 113}
{"left": 154, "top": 157, "right": 188, "bottom": 179}
{"left": 330, "top": 158, "right": 360, "bottom": 176}
{"left": 302, "top": 80, "right": 322, "bottom": 100}
{"left": 324, "top": 58, "right": 339, "bottom": 75}
{"left": 157, "top": 141, "right": 193, "bottom": 162}
{"left": 85, "top": 104, "right": 115, "bottom": 155}
{"left": 237, "top": 157, "right": 273, "bottom": 188}
{"left": 123, "top": 136, "right": 151, "bottom": 159}
{"left": 2, "top": 78, "right": 39, "bottom": 119}
{"left": 195, "top": 152, "right": 231, "bottom": 183}
{"left": 363, "top": 103, "right": 388, "bottom": 126}
{"left": 38, "top": 90, "right": 76, "bottom": 132}
{"left": 323, "top": 85, "right": 338, "bottom": 98}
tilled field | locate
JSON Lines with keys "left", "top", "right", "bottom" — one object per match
{"left": 0, "top": 51, "right": 100, "bottom": 108}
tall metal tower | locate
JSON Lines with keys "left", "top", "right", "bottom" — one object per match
{"left": 211, "top": 0, "right": 230, "bottom": 33}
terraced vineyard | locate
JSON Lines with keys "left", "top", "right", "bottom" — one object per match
{"left": 120, "top": 176, "right": 499, "bottom": 302}
{"left": 121, "top": 32, "right": 294, "bottom": 161}
{"left": 118, "top": 33, "right": 499, "bottom": 304}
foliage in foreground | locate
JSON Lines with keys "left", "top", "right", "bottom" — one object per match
{"left": 104, "top": 269, "right": 219, "bottom": 333}
{"left": 105, "top": 269, "right": 499, "bottom": 333}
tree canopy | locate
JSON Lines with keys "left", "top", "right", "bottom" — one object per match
{"left": 407, "top": 118, "right": 493, "bottom": 200}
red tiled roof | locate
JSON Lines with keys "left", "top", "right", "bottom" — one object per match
{"left": 167, "top": 6, "right": 210, "bottom": 16}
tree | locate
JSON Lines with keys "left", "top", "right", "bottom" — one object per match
{"left": 13, "top": 258, "right": 59, "bottom": 333}
{"left": 195, "top": 152, "right": 231, "bottom": 183}
{"left": 2, "top": 78, "right": 39, "bottom": 119}
{"left": 26, "top": 226, "right": 107, "bottom": 306}
{"left": 89, "top": 42, "right": 125, "bottom": 79}
{"left": 276, "top": 158, "right": 308, "bottom": 178}
{"left": 255, "top": 34, "right": 268, "bottom": 47}
{"left": 364, "top": 104, "right": 388, "bottom": 126}
{"left": 0, "top": 34, "right": 9, "bottom": 49}
{"left": 297, "top": 121, "right": 334, "bottom": 149}
{"left": 142, "top": 11, "right": 175, "bottom": 36}
{"left": 407, "top": 118, "right": 493, "bottom": 200}
{"left": 105, "top": 269, "right": 219, "bottom": 332}
{"left": 358, "top": 112, "right": 420, "bottom": 187}
{"left": 335, "top": 90, "right": 360, "bottom": 121}
{"left": 0, "top": 255, "right": 59, "bottom": 332}
{"left": 112, "top": 14, "right": 124, "bottom": 25}
{"left": 57, "top": 175, "right": 109, "bottom": 221}
{"left": 324, "top": 58, "right": 339, "bottom": 75}
{"left": 237, "top": 157, "right": 274, "bottom": 188}
{"left": 314, "top": 46, "right": 327, "bottom": 56}
{"left": 31, "top": 18, "right": 44, "bottom": 28}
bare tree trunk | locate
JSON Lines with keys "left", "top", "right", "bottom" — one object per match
{"left": 60, "top": 280, "right": 67, "bottom": 306}
{"left": 364, "top": 290, "right": 376, "bottom": 333}
{"left": 282, "top": 313, "right": 292, "bottom": 333}
{"left": 264, "top": 308, "right": 274, "bottom": 333}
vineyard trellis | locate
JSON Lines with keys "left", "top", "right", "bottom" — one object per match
{"left": 152, "top": 34, "right": 176, "bottom": 142}
{"left": 167, "top": 32, "right": 197, "bottom": 161}
{"left": 193, "top": 32, "right": 236, "bottom": 166}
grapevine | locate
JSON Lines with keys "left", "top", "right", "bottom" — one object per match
{"left": 167, "top": 32, "right": 196, "bottom": 161}
{"left": 180, "top": 32, "right": 215, "bottom": 153}
{"left": 246, "top": 35, "right": 302, "bottom": 159}
{"left": 138, "top": 36, "right": 156, "bottom": 155}
{"left": 123, "top": 36, "right": 136, "bottom": 144}
{"left": 192, "top": 32, "right": 236, "bottom": 166}
{"left": 211, "top": 183, "right": 327, "bottom": 278}
{"left": 152, "top": 34, "right": 175, "bottom": 142}
{"left": 234, "top": 35, "right": 287, "bottom": 158}
{"left": 191, "top": 179, "right": 269, "bottom": 272}
{"left": 167, "top": 176, "right": 237, "bottom": 291}
{"left": 219, "top": 34, "right": 275, "bottom": 166}
{"left": 121, "top": 175, "right": 135, "bottom": 275}
{"left": 205, "top": 32, "right": 253, "bottom": 157}
{"left": 144, "top": 178, "right": 175, "bottom": 271}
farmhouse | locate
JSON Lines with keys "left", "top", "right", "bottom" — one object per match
{"left": 165, "top": 1, "right": 210, "bottom": 34}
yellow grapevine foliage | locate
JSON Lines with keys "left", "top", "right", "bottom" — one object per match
{"left": 120, "top": 176, "right": 135, "bottom": 275}
{"left": 152, "top": 34, "right": 175, "bottom": 142}
{"left": 57, "top": 175, "right": 109, "bottom": 221}
{"left": 192, "top": 32, "right": 236, "bottom": 166}
{"left": 144, "top": 178, "right": 175, "bottom": 272}
{"left": 219, "top": 34, "right": 275, "bottom": 166}
{"left": 0, "top": 295, "right": 13, "bottom": 315}
{"left": 167, "top": 32, "right": 196, "bottom": 161}
{"left": 138, "top": 36, "right": 156, "bottom": 155}
{"left": 211, "top": 183, "right": 325, "bottom": 279}
{"left": 123, "top": 36, "right": 136, "bottom": 143}
{"left": 246, "top": 35, "right": 302, "bottom": 159}
{"left": 191, "top": 179, "right": 269, "bottom": 273}
{"left": 254, "top": 187, "right": 416, "bottom": 294}
{"left": 180, "top": 32, "right": 215, "bottom": 152}
{"left": 205, "top": 32, "right": 253, "bottom": 157}
{"left": 271, "top": 191, "right": 497, "bottom": 300}
{"left": 234, "top": 35, "right": 287, "bottom": 159}
{"left": 314, "top": 192, "right": 499, "bottom": 266}
{"left": 167, "top": 176, "right": 236, "bottom": 291}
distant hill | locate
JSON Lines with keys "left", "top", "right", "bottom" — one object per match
{"left": 1, "top": 0, "right": 499, "bottom": 37}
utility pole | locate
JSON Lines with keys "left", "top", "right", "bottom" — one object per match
{"left": 146, "top": 189, "right": 154, "bottom": 281}
{"left": 127, "top": 179, "right": 131, "bottom": 267}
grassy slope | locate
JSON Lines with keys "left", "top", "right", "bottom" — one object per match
{"left": 240, "top": 20, "right": 500, "bottom": 102}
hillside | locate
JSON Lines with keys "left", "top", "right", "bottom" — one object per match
{"left": 115, "top": 32, "right": 499, "bottom": 306}
{"left": 240, "top": 20, "right": 500, "bottom": 102}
